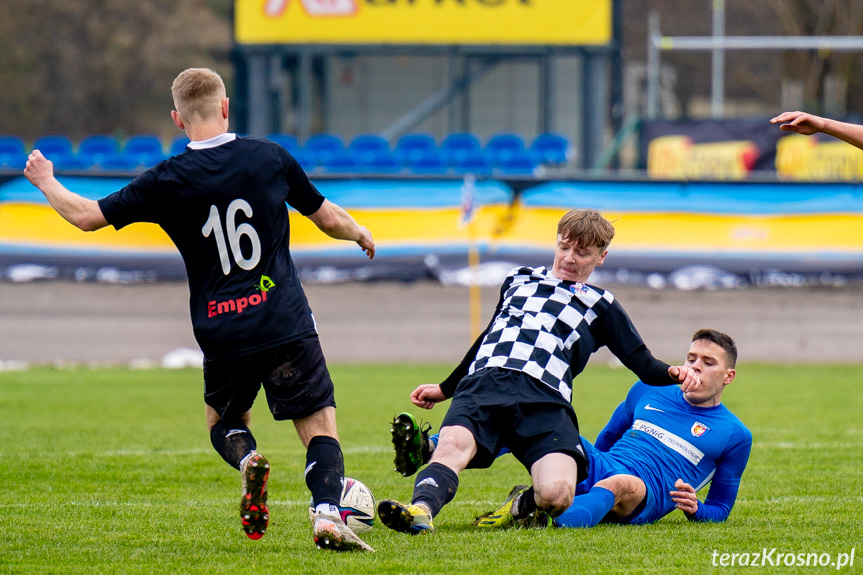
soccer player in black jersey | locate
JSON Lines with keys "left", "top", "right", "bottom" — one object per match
{"left": 377, "top": 208, "right": 702, "bottom": 535}
{"left": 24, "top": 68, "right": 374, "bottom": 552}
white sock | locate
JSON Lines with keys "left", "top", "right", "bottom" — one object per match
{"left": 315, "top": 503, "right": 340, "bottom": 516}
{"left": 239, "top": 450, "right": 257, "bottom": 472}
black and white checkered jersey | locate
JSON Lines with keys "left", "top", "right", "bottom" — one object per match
{"left": 441, "top": 266, "right": 672, "bottom": 403}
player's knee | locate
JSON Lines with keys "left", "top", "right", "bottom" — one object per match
{"left": 428, "top": 438, "right": 473, "bottom": 471}
{"left": 534, "top": 480, "right": 575, "bottom": 515}
{"left": 429, "top": 426, "right": 476, "bottom": 470}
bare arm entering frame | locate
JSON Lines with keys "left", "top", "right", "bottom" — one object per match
{"left": 23, "top": 150, "right": 109, "bottom": 232}
{"left": 770, "top": 111, "right": 863, "bottom": 150}
{"left": 307, "top": 198, "right": 375, "bottom": 259}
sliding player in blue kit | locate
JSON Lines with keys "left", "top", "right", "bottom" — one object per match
{"left": 24, "top": 68, "right": 374, "bottom": 552}
{"left": 554, "top": 329, "right": 751, "bottom": 527}
{"left": 403, "top": 329, "right": 752, "bottom": 528}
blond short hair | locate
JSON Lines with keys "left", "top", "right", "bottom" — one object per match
{"left": 557, "top": 209, "right": 615, "bottom": 250}
{"left": 171, "top": 68, "right": 226, "bottom": 125}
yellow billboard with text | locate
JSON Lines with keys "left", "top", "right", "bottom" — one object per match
{"left": 235, "top": 0, "right": 612, "bottom": 46}
{"left": 775, "top": 135, "right": 863, "bottom": 180}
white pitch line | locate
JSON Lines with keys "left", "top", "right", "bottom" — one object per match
{"left": 736, "top": 495, "right": 863, "bottom": 504}
{"left": 340, "top": 446, "right": 391, "bottom": 454}
{"left": 753, "top": 442, "right": 863, "bottom": 449}
{"left": 0, "top": 497, "right": 499, "bottom": 509}
{"left": 45, "top": 445, "right": 390, "bottom": 458}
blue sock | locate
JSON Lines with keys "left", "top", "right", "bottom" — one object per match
{"left": 555, "top": 486, "right": 616, "bottom": 528}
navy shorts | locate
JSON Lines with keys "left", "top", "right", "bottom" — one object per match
{"left": 441, "top": 367, "right": 588, "bottom": 480}
{"left": 203, "top": 335, "right": 336, "bottom": 422}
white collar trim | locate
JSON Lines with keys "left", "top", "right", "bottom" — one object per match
{"left": 187, "top": 133, "right": 237, "bottom": 150}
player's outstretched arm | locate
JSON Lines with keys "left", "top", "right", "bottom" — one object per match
{"left": 771, "top": 111, "right": 863, "bottom": 150}
{"left": 24, "top": 150, "right": 108, "bottom": 231}
{"left": 410, "top": 384, "right": 447, "bottom": 410}
{"left": 307, "top": 199, "right": 375, "bottom": 259}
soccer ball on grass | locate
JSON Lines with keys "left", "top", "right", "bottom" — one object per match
{"left": 308, "top": 477, "right": 375, "bottom": 534}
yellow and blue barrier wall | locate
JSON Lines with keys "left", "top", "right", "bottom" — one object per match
{"left": 1, "top": 174, "right": 862, "bottom": 282}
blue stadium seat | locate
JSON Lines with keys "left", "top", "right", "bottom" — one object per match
{"left": 32, "top": 135, "right": 74, "bottom": 159}
{"left": 266, "top": 133, "right": 301, "bottom": 155}
{"left": 405, "top": 151, "right": 449, "bottom": 175}
{"left": 123, "top": 135, "right": 166, "bottom": 166}
{"left": 495, "top": 150, "right": 539, "bottom": 176}
{"left": 0, "top": 136, "right": 25, "bottom": 157}
{"left": 170, "top": 136, "right": 191, "bottom": 156}
{"left": 97, "top": 154, "right": 142, "bottom": 171}
{"left": 0, "top": 154, "right": 27, "bottom": 170}
{"left": 79, "top": 135, "right": 120, "bottom": 160}
{"left": 364, "top": 151, "right": 403, "bottom": 174}
{"left": 52, "top": 153, "right": 96, "bottom": 171}
{"left": 486, "top": 133, "right": 526, "bottom": 164}
{"left": 530, "top": 133, "right": 570, "bottom": 165}
{"left": 451, "top": 150, "right": 493, "bottom": 176}
{"left": 440, "top": 132, "right": 481, "bottom": 164}
{"left": 0, "top": 136, "right": 26, "bottom": 169}
{"left": 304, "top": 134, "right": 344, "bottom": 165}
{"left": 320, "top": 151, "right": 361, "bottom": 174}
{"left": 349, "top": 134, "right": 390, "bottom": 164}
{"left": 394, "top": 133, "right": 437, "bottom": 164}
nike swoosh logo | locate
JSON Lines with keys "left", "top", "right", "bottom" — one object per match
{"left": 644, "top": 404, "right": 664, "bottom": 412}
{"left": 304, "top": 461, "right": 316, "bottom": 478}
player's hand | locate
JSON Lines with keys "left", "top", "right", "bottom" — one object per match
{"left": 410, "top": 384, "right": 446, "bottom": 410}
{"left": 769, "top": 111, "right": 826, "bottom": 136}
{"left": 356, "top": 226, "right": 375, "bottom": 259}
{"left": 24, "top": 150, "right": 56, "bottom": 189}
{"left": 669, "top": 365, "right": 700, "bottom": 392}
{"left": 670, "top": 478, "right": 699, "bottom": 516}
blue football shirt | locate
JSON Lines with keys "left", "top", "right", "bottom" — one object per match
{"left": 585, "top": 382, "right": 752, "bottom": 523}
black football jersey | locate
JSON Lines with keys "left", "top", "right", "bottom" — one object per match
{"left": 98, "top": 133, "right": 325, "bottom": 359}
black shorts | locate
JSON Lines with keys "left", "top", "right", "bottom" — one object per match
{"left": 441, "top": 367, "right": 588, "bottom": 481}
{"left": 203, "top": 335, "right": 336, "bottom": 422}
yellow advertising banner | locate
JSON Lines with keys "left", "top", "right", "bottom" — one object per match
{"left": 775, "top": 135, "right": 863, "bottom": 181}
{"left": 235, "top": 0, "right": 612, "bottom": 46}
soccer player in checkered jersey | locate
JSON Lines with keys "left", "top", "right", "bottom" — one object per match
{"left": 377, "top": 208, "right": 701, "bottom": 534}
{"left": 24, "top": 68, "right": 374, "bottom": 552}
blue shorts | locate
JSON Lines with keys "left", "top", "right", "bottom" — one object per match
{"left": 578, "top": 438, "right": 665, "bottom": 525}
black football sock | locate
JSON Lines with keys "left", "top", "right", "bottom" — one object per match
{"left": 305, "top": 435, "right": 344, "bottom": 507}
{"left": 514, "top": 486, "right": 538, "bottom": 518}
{"left": 411, "top": 462, "right": 459, "bottom": 517}
{"left": 210, "top": 420, "right": 256, "bottom": 470}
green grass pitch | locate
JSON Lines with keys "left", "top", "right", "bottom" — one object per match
{"left": 1, "top": 363, "right": 861, "bottom": 574}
